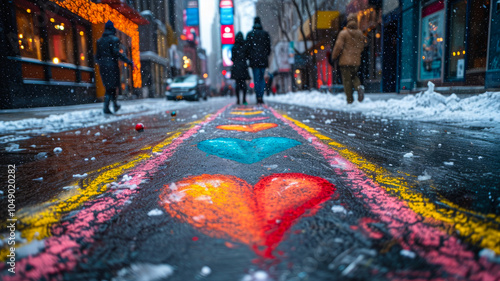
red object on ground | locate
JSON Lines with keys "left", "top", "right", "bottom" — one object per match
{"left": 135, "top": 123, "right": 144, "bottom": 132}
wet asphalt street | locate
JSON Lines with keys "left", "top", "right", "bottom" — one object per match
{"left": 1, "top": 97, "right": 499, "bottom": 281}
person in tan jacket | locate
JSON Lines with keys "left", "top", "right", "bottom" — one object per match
{"left": 332, "top": 13, "right": 367, "bottom": 104}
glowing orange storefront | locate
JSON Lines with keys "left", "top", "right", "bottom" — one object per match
{"left": 50, "top": 0, "right": 143, "bottom": 91}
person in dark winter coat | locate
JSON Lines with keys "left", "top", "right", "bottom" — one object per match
{"left": 96, "top": 20, "right": 133, "bottom": 114}
{"left": 245, "top": 17, "right": 271, "bottom": 104}
{"left": 231, "top": 32, "right": 250, "bottom": 105}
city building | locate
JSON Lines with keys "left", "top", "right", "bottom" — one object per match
{"left": 128, "top": 0, "right": 170, "bottom": 98}
{"left": 0, "top": 0, "right": 147, "bottom": 108}
{"left": 257, "top": 0, "right": 499, "bottom": 94}
{"left": 397, "top": 0, "right": 499, "bottom": 93}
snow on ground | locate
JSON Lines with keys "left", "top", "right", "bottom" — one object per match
{"left": 0, "top": 98, "right": 223, "bottom": 143}
{"left": 267, "top": 83, "right": 500, "bottom": 133}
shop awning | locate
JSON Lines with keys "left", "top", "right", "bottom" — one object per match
{"left": 100, "top": 0, "right": 149, "bottom": 25}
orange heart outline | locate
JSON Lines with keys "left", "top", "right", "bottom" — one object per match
{"left": 159, "top": 173, "right": 335, "bottom": 258}
{"left": 216, "top": 123, "right": 278, "bottom": 133}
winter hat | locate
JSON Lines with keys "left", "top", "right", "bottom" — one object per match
{"left": 346, "top": 13, "right": 358, "bottom": 23}
{"left": 105, "top": 20, "right": 116, "bottom": 32}
{"left": 346, "top": 13, "right": 358, "bottom": 29}
{"left": 235, "top": 32, "right": 244, "bottom": 43}
{"left": 253, "top": 16, "right": 263, "bottom": 30}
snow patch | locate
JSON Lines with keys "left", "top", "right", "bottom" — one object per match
{"left": 112, "top": 263, "right": 174, "bottom": 281}
{"left": 417, "top": 170, "right": 432, "bottom": 181}
{"left": 241, "top": 270, "right": 272, "bottom": 281}
{"left": 331, "top": 205, "right": 347, "bottom": 214}
{"left": 17, "top": 239, "right": 45, "bottom": 259}
{"left": 200, "top": 266, "right": 211, "bottom": 277}
{"left": 400, "top": 249, "right": 416, "bottom": 259}
{"left": 403, "top": 152, "right": 414, "bottom": 158}
{"left": 266, "top": 90, "right": 500, "bottom": 131}
{"left": 147, "top": 209, "right": 163, "bottom": 216}
{"left": 110, "top": 182, "right": 138, "bottom": 190}
{"left": 5, "top": 143, "right": 25, "bottom": 152}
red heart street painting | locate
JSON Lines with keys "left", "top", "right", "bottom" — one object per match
{"left": 159, "top": 173, "right": 335, "bottom": 259}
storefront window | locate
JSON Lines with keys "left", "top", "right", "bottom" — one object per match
{"left": 420, "top": 1, "right": 444, "bottom": 80}
{"left": 15, "top": 4, "right": 42, "bottom": 60}
{"left": 447, "top": 0, "right": 467, "bottom": 79}
{"left": 76, "top": 25, "right": 89, "bottom": 67}
{"left": 467, "top": 0, "right": 489, "bottom": 71}
{"left": 47, "top": 13, "right": 74, "bottom": 64}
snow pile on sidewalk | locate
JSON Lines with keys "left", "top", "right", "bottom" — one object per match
{"left": 0, "top": 99, "right": 193, "bottom": 138}
{"left": 267, "top": 85, "right": 500, "bottom": 131}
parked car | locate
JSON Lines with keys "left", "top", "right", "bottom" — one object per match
{"left": 165, "top": 74, "right": 208, "bottom": 101}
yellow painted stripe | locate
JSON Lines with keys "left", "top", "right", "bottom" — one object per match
{"left": 282, "top": 114, "right": 500, "bottom": 253}
{"left": 230, "top": 111, "right": 264, "bottom": 115}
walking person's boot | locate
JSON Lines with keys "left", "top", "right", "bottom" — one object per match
{"left": 103, "top": 95, "right": 112, "bottom": 114}
{"left": 112, "top": 94, "right": 121, "bottom": 113}
{"left": 113, "top": 101, "right": 121, "bottom": 113}
{"left": 357, "top": 85, "right": 365, "bottom": 102}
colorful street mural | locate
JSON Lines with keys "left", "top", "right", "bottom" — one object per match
{"left": 1, "top": 103, "right": 499, "bottom": 280}
{"left": 230, "top": 111, "right": 264, "bottom": 115}
{"left": 197, "top": 137, "right": 301, "bottom": 164}
{"left": 228, "top": 117, "right": 270, "bottom": 122}
{"left": 160, "top": 173, "right": 335, "bottom": 258}
{"left": 216, "top": 123, "right": 278, "bottom": 133}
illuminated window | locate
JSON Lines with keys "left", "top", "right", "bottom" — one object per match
{"left": 76, "top": 25, "right": 89, "bottom": 67}
{"left": 14, "top": 4, "right": 42, "bottom": 60}
{"left": 47, "top": 13, "right": 74, "bottom": 64}
{"left": 447, "top": 0, "right": 466, "bottom": 79}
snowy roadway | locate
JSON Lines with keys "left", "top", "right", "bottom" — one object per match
{"left": 0, "top": 89, "right": 499, "bottom": 280}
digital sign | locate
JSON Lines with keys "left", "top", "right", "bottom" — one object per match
{"left": 220, "top": 7, "right": 234, "bottom": 25}
{"left": 186, "top": 8, "right": 199, "bottom": 26}
{"left": 221, "top": 25, "right": 235, "bottom": 45}
{"left": 222, "top": 44, "right": 233, "bottom": 67}
{"left": 220, "top": 0, "right": 234, "bottom": 73}
{"left": 220, "top": 0, "right": 233, "bottom": 8}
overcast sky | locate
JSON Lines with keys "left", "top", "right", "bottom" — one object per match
{"left": 199, "top": 0, "right": 256, "bottom": 55}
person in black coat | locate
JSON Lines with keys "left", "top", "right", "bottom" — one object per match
{"left": 231, "top": 32, "right": 250, "bottom": 105}
{"left": 245, "top": 17, "right": 271, "bottom": 104}
{"left": 96, "top": 21, "right": 133, "bottom": 114}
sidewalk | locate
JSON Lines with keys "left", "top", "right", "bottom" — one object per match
{"left": 0, "top": 98, "right": 167, "bottom": 122}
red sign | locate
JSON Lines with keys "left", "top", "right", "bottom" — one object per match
{"left": 183, "top": 26, "right": 199, "bottom": 42}
{"left": 220, "top": 0, "right": 233, "bottom": 8}
{"left": 221, "top": 25, "right": 235, "bottom": 45}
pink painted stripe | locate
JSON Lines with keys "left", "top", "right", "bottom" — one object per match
{"left": 267, "top": 106, "right": 500, "bottom": 280}
{"left": 4, "top": 104, "right": 231, "bottom": 281}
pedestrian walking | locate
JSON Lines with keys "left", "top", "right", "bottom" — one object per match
{"left": 331, "top": 13, "right": 367, "bottom": 104}
{"left": 96, "top": 20, "right": 134, "bottom": 114}
{"left": 246, "top": 17, "right": 271, "bottom": 104}
{"left": 231, "top": 32, "right": 250, "bottom": 105}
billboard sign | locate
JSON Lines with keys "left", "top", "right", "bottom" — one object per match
{"left": 220, "top": 7, "right": 234, "bottom": 25}
{"left": 221, "top": 25, "right": 235, "bottom": 45}
{"left": 275, "top": 42, "right": 291, "bottom": 72}
{"left": 220, "top": 0, "right": 233, "bottom": 8}
{"left": 222, "top": 44, "right": 233, "bottom": 67}
{"left": 186, "top": 8, "right": 199, "bottom": 26}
